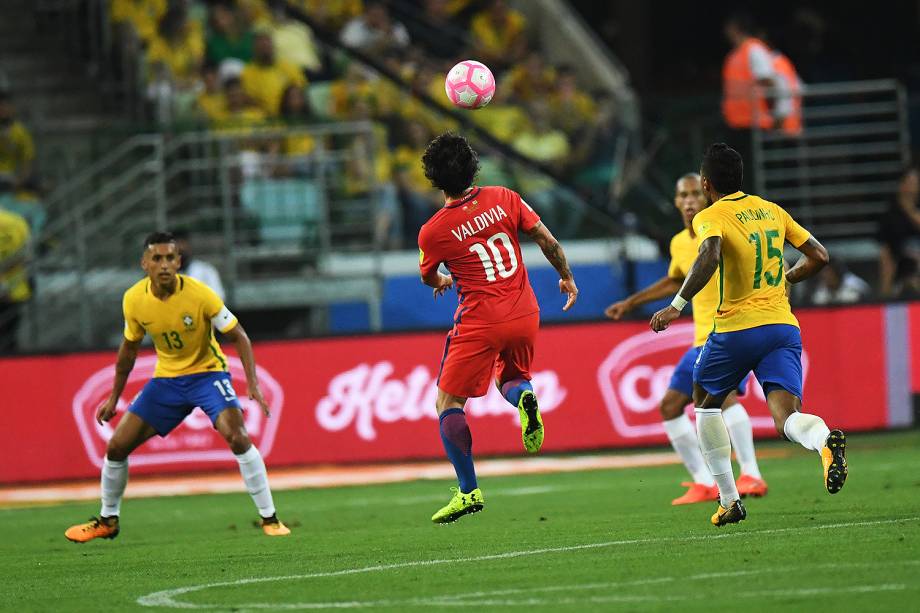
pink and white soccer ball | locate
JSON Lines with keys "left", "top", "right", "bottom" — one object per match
{"left": 444, "top": 60, "right": 495, "bottom": 109}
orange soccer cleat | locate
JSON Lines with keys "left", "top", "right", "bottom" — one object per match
{"left": 65, "top": 516, "right": 120, "bottom": 543}
{"left": 736, "top": 474, "right": 768, "bottom": 498}
{"left": 671, "top": 482, "right": 720, "bottom": 506}
{"left": 822, "top": 429, "right": 848, "bottom": 494}
{"left": 711, "top": 499, "right": 747, "bottom": 527}
{"left": 261, "top": 515, "right": 291, "bottom": 536}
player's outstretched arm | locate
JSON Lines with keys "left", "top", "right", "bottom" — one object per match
{"left": 96, "top": 337, "right": 142, "bottom": 424}
{"left": 785, "top": 236, "right": 830, "bottom": 284}
{"left": 222, "top": 323, "right": 270, "bottom": 417}
{"left": 605, "top": 276, "right": 682, "bottom": 320}
{"left": 526, "top": 221, "right": 578, "bottom": 311}
{"left": 650, "top": 236, "right": 721, "bottom": 332}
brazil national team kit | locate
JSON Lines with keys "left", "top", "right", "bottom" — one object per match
{"left": 691, "top": 191, "right": 811, "bottom": 399}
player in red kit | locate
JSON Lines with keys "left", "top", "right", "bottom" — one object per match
{"left": 418, "top": 133, "right": 578, "bottom": 523}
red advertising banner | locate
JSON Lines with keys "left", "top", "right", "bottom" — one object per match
{"left": 0, "top": 305, "right": 892, "bottom": 484}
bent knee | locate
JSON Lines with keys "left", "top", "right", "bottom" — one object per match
{"left": 224, "top": 431, "right": 252, "bottom": 454}
{"left": 105, "top": 441, "right": 130, "bottom": 462}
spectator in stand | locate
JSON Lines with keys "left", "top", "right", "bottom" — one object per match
{"left": 878, "top": 166, "right": 920, "bottom": 297}
{"left": 573, "top": 90, "right": 623, "bottom": 208}
{"left": 503, "top": 51, "right": 556, "bottom": 103}
{"left": 810, "top": 260, "right": 870, "bottom": 306}
{"left": 330, "top": 61, "right": 382, "bottom": 119}
{"left": 110, "top": 0, "right": 167, "bottom": 44}
{"left": 0, "top": 93, "right": 35, "bottom": 194}
{"left": 241, "top": 29, "right": 307, "bottom": 117}
{"left": 393, "top": 121, "right": 441, "bottom": 243}
{"left": 267, "top": 0, "right": 324, "bottom": 79}
{"left": 340, "top": 1, "right": 410, "bottom": 55}
{"left": 404, "top": 0, "right": 466, "bottom": 60}
{"left": 512, "top": 100, "right": 583, "bottom": 239}
{"left": 292, "top": 0, "right": 363, "bottom": 32}
{"left": 206, "top": 1, "right": 254, "bottom": 66}
{"left": 342, "top": 100, "right": 401, "bottom": 249}
{"left": 548, "top": 65, "right": 596, "bottom": 138}
{"left": 146, "top": 4, "right": 205, "bottom": 90}
{"left": 173, "top": 230, "right": 226, "bottom": 300}
{"left": 721, "top": 12, "right": 783, "bottom": 174}
{"left": 271, "top": 84, "right": 317, "bottom": 177}
{"left": 217, "top": 77, "right": 267, "bottom": 132}
{"left": 0, "top": 207, "right": 31, "bottom": 353}
{"left": 469, "top": 81, "right": 528, "bottom": 145}
{"left": 470, "top": 0, "right": 528, "bottom": 72}
{"left": 196, "top": 62, "right": 228, "bottom": 123}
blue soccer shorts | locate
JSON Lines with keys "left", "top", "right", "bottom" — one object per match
{"left": 693, "top": 323, "right": 803, "bottom": 400}
{"left": 129, "top": 372, "right": 242, "bottom": 436}
{"left": 669, "top": 345, "right": 750, "bottom": 398}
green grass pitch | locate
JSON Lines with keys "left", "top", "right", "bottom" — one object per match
{"left": 3, "top": 430, "right": 919, "bottom": 611}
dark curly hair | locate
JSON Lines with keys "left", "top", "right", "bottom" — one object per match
{"left": 422, "top": 132, "right": 480, "bottom": 197}
{"left": 701, "top": 143, "right": 743, "bottom": 194}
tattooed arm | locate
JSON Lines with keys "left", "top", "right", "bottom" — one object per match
{"left": 526, "top": 221, "right": 578, "bottom": 311}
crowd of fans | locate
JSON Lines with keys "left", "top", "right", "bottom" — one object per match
{"left": 110, "top": 0, "right": 623, "bottom": 246}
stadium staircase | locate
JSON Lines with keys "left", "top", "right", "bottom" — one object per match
{"left": 752, "top": 80, "right": 911, "bottom": 246}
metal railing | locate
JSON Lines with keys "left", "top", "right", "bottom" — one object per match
{"left": 24, "top": 122, "right": 389, "bottom": 350}
{"left": 752, "top": 79, "right": 910, "bottom": 239}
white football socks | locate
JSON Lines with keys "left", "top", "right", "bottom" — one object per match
{"left": 662, "top": 414, "right": 715, "bottom": 486}
{"left": 235, "top": 445, "right": 276, "bottom": 518}
{"left": 721, "top": 403, "right": 762, "bottom": 479}
{"left": 100, "top": 457, "right": 128, "bottom": 518}
{"left": 695, "top": 408, "right": 739, "bottom": 508}
{"left": 783, "top": 411, "right": 831, "bottom": 453}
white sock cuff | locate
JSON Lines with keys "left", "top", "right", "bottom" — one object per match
{"left": 782, "top": 412, "right": 803, "bottom": 440}
{"left": 721, "top": 403, "right": 749, "bottom": 427}
{"left": 234, "top": 445, "right": 261, "bottom": 464}
{"left": 662, "top": 413, "right": 694, "bottom": 439}
{"left": 695, "top": 407, "right": 722, "bottom": 416}
{"left": 103, "top": 457, "right": 127, "bottom": 468}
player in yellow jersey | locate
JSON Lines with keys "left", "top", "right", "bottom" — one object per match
{"left": 65, "top": 232, "right": 290, "bottom": 542}
{"left": 606, "top": 173, "right": 766, "bottom": 505}
{"left": 651, "top": 144, "right": 847, "bottom": 527}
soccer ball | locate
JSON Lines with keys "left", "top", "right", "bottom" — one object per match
{"left": 444, "top": 60, "right": 495, "bottom": 110}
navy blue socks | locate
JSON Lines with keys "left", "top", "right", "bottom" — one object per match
{"left": 438, "top": 408, "right": 477, "bottom": 493}
{"left": 501, "top": 378, "right": 533, "bottom": 407}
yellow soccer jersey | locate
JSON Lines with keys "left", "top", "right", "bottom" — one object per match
{"left": 693, "top": 191, "right": 811, "bottom": 333}
{"left": 122, "top": 274, "right": 238, "bottom": 378}
{"left": 668, "top": 228, "right": 720, "bottom": 347}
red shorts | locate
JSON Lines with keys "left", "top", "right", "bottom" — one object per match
{"left": 437, "top": 312, "right": 539, "bottom": 399}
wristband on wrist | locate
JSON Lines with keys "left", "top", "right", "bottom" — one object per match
{"left": 670, "top": 295, "right": 688, "bottom": 311}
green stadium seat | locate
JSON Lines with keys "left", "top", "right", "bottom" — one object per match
{"left": 240, "top": 178, "right": 323, "bottom": 246}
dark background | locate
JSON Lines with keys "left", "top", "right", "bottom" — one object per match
{"left": 570, "top": 0, "right": 920, "bottom": 96}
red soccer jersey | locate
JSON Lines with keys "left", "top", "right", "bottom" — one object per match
{"left": 418, "top": 185, "right": 541, "bottom": 325}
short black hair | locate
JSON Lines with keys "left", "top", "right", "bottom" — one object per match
{"left": 143, "top": 231, "right": 176, "bottom": 250}
{"left": 701, "top": 143, "right": 743, "bottom": 194}
{"left": 422, "top": 132, "right": 480, "bottom": 197}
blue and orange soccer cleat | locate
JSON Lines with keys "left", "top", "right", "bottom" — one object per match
{"left": 65, "top": 516, "right": 120, "bottom": 543}
{"left": 822, "top": 429, "right": 847, "bottom": 494}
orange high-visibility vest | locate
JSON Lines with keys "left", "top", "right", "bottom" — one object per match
{"left": 772, "top": 51, "right": 802, "bottom": 136}
{"left": 722, "top": 37, "right": 773, "bottom": 130}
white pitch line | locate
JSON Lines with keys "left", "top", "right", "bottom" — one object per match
{"left": 137, "top": 516, "right": 920, "bottom": 609}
